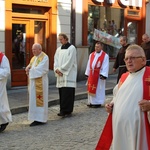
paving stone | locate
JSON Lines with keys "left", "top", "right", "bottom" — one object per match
{"left": 0, "top": 95, "right": 113, "bottom": 150}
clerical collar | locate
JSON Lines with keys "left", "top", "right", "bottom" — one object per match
{"left": 96, "top": 50, "right": 101, "bottom": 53}
{"left": 61, "top": 42, "right": 71, "bottom": 49}
{"left": 130, "top": 65, "right": 145, "bottom": 73}
{"left": 36, "top": 52, "right": 42, "bottom": 58}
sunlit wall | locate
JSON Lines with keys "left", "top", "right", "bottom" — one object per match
{"left": 0, "top": 0, "right": 5, "bottom": 53}
{"left": 146, "top": 2, "right": 150, "bottom": 36}
{"left": 75, "top": 0, "right": 82, "bottom": 46}
{"left": 57, "top": 0, "right": 71, "bottom": 47}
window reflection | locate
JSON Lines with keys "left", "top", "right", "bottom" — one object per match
{"left": 13, "top": 7, "right": 43, "bottom": 14}
{"left": 88, "top": 5, "right": 124, "bottom": 58}
{"left": 34, "top": 21, "right": 46, "bottom": 52}
{"left": 127, "top": 22, "right": 137, "bottom": 44}
{"left": 12, "top": 24, "right": 26, "bottom": 69}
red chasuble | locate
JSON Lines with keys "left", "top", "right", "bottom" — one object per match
{"left": 87, "top": 51, "right": 106, "bottom": 95}
{"left": 95, "top": 67, "right": 150, "bottom": 150}
{"left": 0, "top": 52, "right": 4, "bottom": 64}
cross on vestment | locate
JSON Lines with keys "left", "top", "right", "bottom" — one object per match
{"left": 88, "top": 83, "right": 91, "bottom": 87}
{"left": 145, "top": 76, "right": 150, "bottom": 97}
{"left": 37, "top": 95, "right": 42, "bottom": 100}
{"left": 91, "top": 84, "right": 96, "bottom": 90}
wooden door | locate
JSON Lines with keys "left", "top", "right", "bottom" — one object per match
{"left": 11, "top": 19, "right": 31, "bottom": 86}
{"left": 11, "top": 19, "right": 47, "bottom": 86}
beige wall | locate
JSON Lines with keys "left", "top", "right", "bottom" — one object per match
{"left": 0, "top": 0, "right": 5, "bottom": 53}
{"left": 75, "top": 0, "right": 82, "bottom": 46}
{"left": 57, "top": 0, "right": 71, "bottom": 47}
{"left": 146, "top": 2, "right": 150, "bottom": 36}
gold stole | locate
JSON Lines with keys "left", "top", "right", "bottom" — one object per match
{"left": 30, "top": 52, "right": 46, "bottom": 107}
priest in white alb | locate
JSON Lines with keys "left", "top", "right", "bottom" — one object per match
{"left": 85, "top": 41, "right": 109, "bottom": 108}
{"left": 0, "top": 52, "right": 12, "bottom": 132}
{"left": 54, "top": 33, "right": 77, "bottom": 117}
{"left": 25, "top": 43, "right": 49, "bottom": 126}
{"left": 96, "top": 44, "right": 150, "bottom": 150}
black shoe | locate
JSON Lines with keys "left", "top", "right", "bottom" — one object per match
{"left": 57, "top": 112, "right": 65, "bottom": 117}
{"left": 87, "top": 104, "right": 101, "bottom": 108}
{"left": 57, "top": 112, "right": 72, "bottom": 117}
{"left": 30, "top": 121, "right": 46, "bottom": 127}
{"left": 91, "top": 104, "right": 101, "bottom": 108}
{"left": 0, "top": 123, "right": 9, "bottom": 133}
{"left": 63, "top": 113, "right": 72, "bottom": 117}
{"left": 87, "top": 103, "right": 92, "bottom": 107}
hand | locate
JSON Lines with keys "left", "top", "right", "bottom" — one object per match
{"left": 56, "top": 69, "right": 63, "bottom": 76}
{"left": 25, "top": 66, "right": 31, "bottom": 75}
{"left": 139, "top": 99, "right": 150, "bottom": 112}
{"left": 113, "top": 68, "right": 116, "bottom": 72}
{"left": 105, "top": 102, "right": 114, "bottom": 113}
{"left": 100, "top": 75, "right": 106, "bottom": 80}
{"left": 58, "top": 72, "right": 63, "bottom": 76}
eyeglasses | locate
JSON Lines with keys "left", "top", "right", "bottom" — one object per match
{"left": 124, "top": 56, "right": 144, "bottom": 62}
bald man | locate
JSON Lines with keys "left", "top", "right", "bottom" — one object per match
{"left": 141, "top": 33, "right": 150, "bottom": 66}
{"left": 25, "top": 43, "right": 49, "bottom": 126}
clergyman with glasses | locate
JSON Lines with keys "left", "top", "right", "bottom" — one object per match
{"left": 96, "top": 44, "right": 150, "bottom": 150}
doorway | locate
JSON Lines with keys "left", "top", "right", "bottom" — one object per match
{"left": 12, "top": 20, "right": 30, "bottom": 86}
{"left": 11, "top": 19, "right": 47, "bottom": 86}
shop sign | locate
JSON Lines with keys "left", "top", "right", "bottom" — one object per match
{"left": 12, "top": 0, "right": 50, "bottom": 7}
{"left": 93, "top": 29, "right": 121, "bottom": 49}
{"left": 95, "top": 0, "right": 115, "bottom": 3}
{"left": 119, "top": 0, "right": 142, "bottom": 7}
{"left": 94, "top": 0, "right": 142, "bottom": 7}
{"left": 22, "top": 0, "right": 48, "bottom": 2}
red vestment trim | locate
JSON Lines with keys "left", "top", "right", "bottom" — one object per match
{"left": 95, "top": 67, "right": 150, "bottom": 150}
{"left": 143, "top": 67, "right": 150, "bottom": 149}
{"left": 87, "top": 51, "right": 105, "bottom": 95}
{"left": 95, "top": 113, "right": 113, "bottom": 150}
{"left": 0, "top": 52, "right": 4, "bottom": 64}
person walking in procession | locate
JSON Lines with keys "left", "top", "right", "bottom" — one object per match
{"left": 113, "top": 36, "right": 130, "bottom": 83}
{"left": 96, "top": 44, "right": 150, "bottom": 150}
{"left": 25, "top": 43, "right": 49, "bottom": 126}
{"left": 85, "top": 41, "right": 109, "bottom": 108}
{"left": 54, "top": 33, "right": 77, "bottom": 117}
{"left": 0, "top": 52, "right": 12, "bottom": 132}
{"left": 141, "top": 33, "right": 150, "bottom": 66}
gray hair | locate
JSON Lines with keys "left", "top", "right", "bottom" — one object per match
{"left": 126, "top": 44, "right": 145, "bottom": 57}
{"left": 142, "top": 33, "right": 149, "bottom": 38}
{"left": 32, "top": 43, "right": 42, "bottom": 50}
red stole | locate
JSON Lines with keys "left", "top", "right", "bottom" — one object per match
{"left": 0, "top": 52, "right": 4, "bottom": 64}
{"left": 96, "top": 67, "right": 150, "bottom": 150}
{"left": 87, "top": 51, "right": 105, "bottom": 95}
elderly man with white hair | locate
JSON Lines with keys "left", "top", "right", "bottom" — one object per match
{"left": 25, "top": 43, "right": 49, "bottom": 126}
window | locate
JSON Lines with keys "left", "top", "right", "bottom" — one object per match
{"left": 88, "top": 5, "right": 124, "bottom": 58}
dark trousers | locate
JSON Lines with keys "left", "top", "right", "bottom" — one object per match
{"left": 58, "top": 87, "right": 75, "bottom": 114}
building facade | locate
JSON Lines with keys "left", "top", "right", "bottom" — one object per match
{"left": 0, "top": 0, "right": 149, "bottom": 87}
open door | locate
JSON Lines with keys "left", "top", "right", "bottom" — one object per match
{"left": 12, "top": 20, "right": 31, "bottom": 86}
{"left": 11, "top": 19, "right": 47, "bottom": 86}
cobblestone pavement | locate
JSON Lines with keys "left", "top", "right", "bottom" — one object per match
{"left": 0, "top": 95, "right": 113, "bottom": 150}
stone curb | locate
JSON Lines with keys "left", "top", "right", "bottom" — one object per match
{"left": 10, "top": 88, "right": 113, "bottom": 115}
